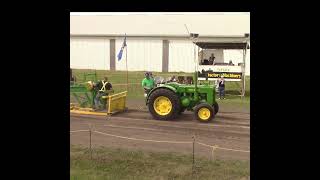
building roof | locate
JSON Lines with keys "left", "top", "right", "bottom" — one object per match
{"left": 196, "top": 42, "right": 249, "bottom": 49}
{"left": 195, "top": 34, "right": 250, "bottom": 49}
{"left": 70, "top": 13, "right": 250, "bottom": 37}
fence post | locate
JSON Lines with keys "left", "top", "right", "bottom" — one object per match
{"left": 192, "top": 134, "right": 195, "bottom": 174}
{"left": 211, "top": 145, "right": 218, "bottom": 161}
{"left": 89, "top": 124, "right": 92, "bottom": 160}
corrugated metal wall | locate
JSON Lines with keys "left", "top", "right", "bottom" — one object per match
{"left": 223, "top": 50, "right": 250, "bottom": 75}
{"left": 70, "top": 37, "right": 250, "bottom": 75}
{"left": 70, "top": 38, "right": 110, "bottom": 70}
{"left": 115, "top": 39, "right": 162, "bottom": 72}
{"left": 168, "top": 40, "right": 198, "bottom": 73}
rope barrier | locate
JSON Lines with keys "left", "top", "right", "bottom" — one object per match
{"left": 197, "top": 141, "right": 250, "bottom": 153}
{"left": 216, "top": 147, "right": 250, "bottom": 153}
{"left": 94, "top": 130, "right": 192, "bottom": 144}
{"left": 70, "top": 130, "right": 89, "bottom": 133}
{"left": 70, "top": 129, "right": 250, "bottom": 153}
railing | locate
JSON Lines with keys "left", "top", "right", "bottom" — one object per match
{"left": 102, "top": 91, "right": 128, "bottom": 115}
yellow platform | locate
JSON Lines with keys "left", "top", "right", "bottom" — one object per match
{"left": 70, "top": 91, "right": 128, "bottom": 116}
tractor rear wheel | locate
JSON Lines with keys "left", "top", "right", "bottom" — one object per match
{"left": 213, "top": 102, "right": 219, "bottom": 115}
{"left": 194, "top": 103, "right": 215, "bottom": 122}
{"left": 148, "top": 88, "right": 181, "bottom": 120}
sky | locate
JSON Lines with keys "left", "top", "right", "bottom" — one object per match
{"left": 70, "top": 12, "right": 250, "bottom": 16}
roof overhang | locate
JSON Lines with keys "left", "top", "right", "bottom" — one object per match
{"left": 195, "top": 34, "right": 250, "bottom": 49}
{"left": 195, "top": 42, "right": 249, "bottom": 49}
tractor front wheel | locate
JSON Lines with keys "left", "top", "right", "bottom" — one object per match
{"left": 194, "top": 103, "right": 215, "bottom": 122}
{"left": 148, "top": 88, "right": 181, "bottom": 120}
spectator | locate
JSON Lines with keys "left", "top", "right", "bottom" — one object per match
{"left": 217, "top": 76, "right": 225, "bottom": 99}
{"left": 169, "top": 76, "right": 176, "bottom": 82}
{"left": 177, "top": 76, "right": 185, "bottom": 84}
{"left": 229, "top": 60, "right": 234, "bottom": 66}
{"left": 70, "top": 68, "right": 72, "bottom": 81}
{"left": 203, "top": 59, "right": 209, "bottom": 65}
{"left": 209, "top": 57, "right": 214, "bottom": 65}
{"left": 70, "top": 68, "right": 76, "bottom": 83}
{"left": 210, "top": 53, "right": 216, "bottom": 64}
{"left": 186, "top": 76, "right": 193, "bottom": 84}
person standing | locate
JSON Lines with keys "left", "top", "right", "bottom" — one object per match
{"left": 142, "top": 72, "right": 155, "bottom": 97}
{"left": 210, "top": 53, "right": 216, "bottom": 65}
{"left": 168, "top": 75, "right": 176, "bottom": 82}
{"left": 148, "top": 71, "right": 154, "bottom": 79}
{"left": 94, "top": 77, "right": 113, "bottom": 110}
{"left": 70, "top": 68, "right": 76, "bottom": 84}
{"left": 209, "top": 57, "right": 214, "bottom": 65}
{"left": 218, "top": 76, "right": 225, "bottom": 99}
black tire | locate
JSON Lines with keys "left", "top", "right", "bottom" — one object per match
{"left": 194, "top": 103, "right": 215, "bottom": 122}
{"left": 213, "top": 102, "right": 219, "bottom": 115}
{"left": 148, "top": 88, "right": 181, "bottom": 120}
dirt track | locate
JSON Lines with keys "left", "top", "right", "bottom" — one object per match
{"left": 70, "top": 99, "right": 250, "bottom": 160}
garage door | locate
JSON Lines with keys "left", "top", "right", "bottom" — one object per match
{"left": 115, "top": 38, "right": 162, "bottom": 72}
{"left": 70, "top": 38, "right": 110, "bottom": 70}
{"left": 168, "top": 40, "right": 198, "bottom": 73}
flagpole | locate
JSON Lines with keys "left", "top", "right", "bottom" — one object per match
{"left": 125, "top": 43, "right": 128, "bottom": 92}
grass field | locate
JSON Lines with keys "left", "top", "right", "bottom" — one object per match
{"left": 71, "top": 69, "right": 250, "bottom": 99}
{"left": 70, "top": 145, "right": 250, "bottom": 180}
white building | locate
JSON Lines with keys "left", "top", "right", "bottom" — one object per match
{"left": 70, "top": 12, "right": 250, "bottom": 75}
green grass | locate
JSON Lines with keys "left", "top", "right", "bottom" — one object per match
{"left": 71, "top": 69, "right": 250, "bottom": 99}
{"left": 72, "top": 69, "right": 193, "bottom": 84}
{"left": 70, "top": 145, "right": 250, "bottom": 180}
{"left": 216, "top": 96, "right": 250, "bottom": 112}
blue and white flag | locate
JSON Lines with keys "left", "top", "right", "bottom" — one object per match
{"left": 117, "top": 35, "right": 127, "bottom": 61}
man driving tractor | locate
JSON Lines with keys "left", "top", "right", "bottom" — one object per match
{"left": 142, "top": 72, "right": 155, "bottom": 97}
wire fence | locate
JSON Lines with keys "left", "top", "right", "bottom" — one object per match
{"left": 70, "top": 124, "right": 250, "bottom": 163}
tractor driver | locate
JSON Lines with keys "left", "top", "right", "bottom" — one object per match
{"left": 94, "top": 77, "right": 113, "bottom": 110}
{"left": 142, "top": 72, "right": 155, "bottom": 97}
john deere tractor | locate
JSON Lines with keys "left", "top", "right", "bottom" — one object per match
{"left": 146, "top": 32, "right": 219, "bottom": 122}
{"left": 146, "top": 75, "right": 219, "bottom": 122}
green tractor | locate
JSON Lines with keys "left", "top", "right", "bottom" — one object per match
{"left": 146, "top": 32, "right": 218, "bottom": 122}
{"left": 146, "top": 75, "right": 219, "bottom": 122}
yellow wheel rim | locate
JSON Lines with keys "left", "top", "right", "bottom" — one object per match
{"left": 153, "top": 96, "right": 172, "bottom": 116}
{"left": 198, "top": 108, "right": 211, "bottom": 121}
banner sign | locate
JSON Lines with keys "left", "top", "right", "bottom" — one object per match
{"left": 198, "top": 65, "right": 243, "bottom": 81}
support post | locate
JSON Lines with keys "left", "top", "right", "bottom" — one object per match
{"left": 109, "top": 39, "right": 116, "bottom": 71}
{"left": 192, "top": 134, "right": 195, "bottom": 176}
{"left": 162, "top": 40, "right": 169, "bottom": 72}
{"left": 125, "top": 45, "right": 128, "bottom": 92}
{"left": 242, "top": 43, "right": 248, "bottom": 97}
{"left": 89, "top": 124, "right": 92, "bottom": 160}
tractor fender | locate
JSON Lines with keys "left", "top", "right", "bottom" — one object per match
{"left": 146, "top": 86, "right": 177, "bottom": 105}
